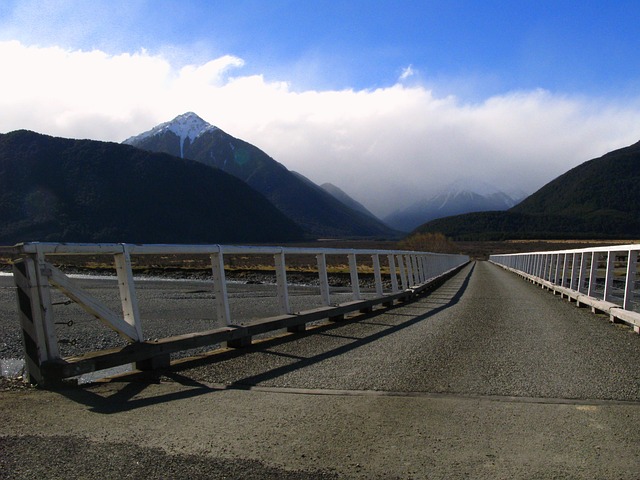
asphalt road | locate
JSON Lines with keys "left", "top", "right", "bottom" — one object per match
{"left": 1, "top": 262, "right": 639, "bottom": 479}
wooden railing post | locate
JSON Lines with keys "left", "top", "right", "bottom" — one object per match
{"left": 348, "top": 252, "right": 361, "bottom": 300}
{"left": 405, "top": 255, "right": 414, "bottom": 287}
{"left": 12, "top": 257, "right": 58, "bottom": 385}
{"left": 274, "top": 249, "right": 291, "bottom": 315}
{"left": 114, "top": 245, "right": 143, "bottom": 341}
{"left": 397, "top": 255, "right": 408, "bottom": 290}
{"left": 372, "top": 254, "right": 384, "bottom": 296}
{"left": 624, "top": 250, "right": 638, "bottom": 310}
{"left": 210, "top": 248, "right": 231, "bottom": 326}
{"left": 603, "top": 251, "right": 616, "bottom": 302}
{"left": 316, "top": 253, "right": 331, "bottom": 306}
{"left": 588, "top": 252, "right": 599, "bottom": 298}
{"left": 387, "top": 254, "right": 399, "bottom": 294}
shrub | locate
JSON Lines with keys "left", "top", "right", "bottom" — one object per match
{"left": 398, "top": 232, "right": 458, "bottom": 253}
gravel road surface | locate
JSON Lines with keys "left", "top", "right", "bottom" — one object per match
{"left": 1, "top": 262, "right": 639, "bottom": 479}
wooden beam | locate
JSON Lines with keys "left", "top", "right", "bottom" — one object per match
{"left": 47, "top": 264, "right": 140, "bottom": 342}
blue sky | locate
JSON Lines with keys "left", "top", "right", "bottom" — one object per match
{"left": 1, "top": 0, "right": 640, "bottom": 215}
{"left": 4, "top": 0, "right": 639, "bottom": 96}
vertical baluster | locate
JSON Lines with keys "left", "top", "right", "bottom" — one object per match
{"left": 372, "top": 254, "right": 384, "bottom": 296}
{"left": 274, "top": 249, "right": 291, "bottom": 314}
{"left": 211, "top": 248, "right": 231, "bottom": 326}
{"left": 114, "top": 244, "right": 143, "bottom": 341}
{"left": 603, "top": 251, "right": 616, "bottom": 302}
{"left": 387, "top": 254, "right": 399, "bottom": 293}
{"left": 588, "top": 252, "right": 599, "bottom": 298}
{"left": 316, "top": 253, "right": 331, "bottom": 306}
{"left": 348, "top": 252, "right": 361, "bottom": 300}
{"left": 623, "top": 250, "right": 638, "bottom": 310}
{"left": 397, "top": 255, "right": 408, "bottom": 290}
{"left": 570, "top": 253, "right": 579, "bottom": 290}
{"left": 578, "top": 252, "right": 588, "bottom": 293}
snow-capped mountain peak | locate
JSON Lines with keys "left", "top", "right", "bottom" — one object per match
{"left": 441, "top": 178, "right": 502, "bottom": 197}
{"left": 383, "top": 180, "right": 524, "bottom": 232}
{"left": 124, "top": 112, "right": 218, "bottom": 158}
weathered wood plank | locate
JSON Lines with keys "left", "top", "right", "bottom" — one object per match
{"left": 47, "top": 264, "right": 140, "bottom": 341}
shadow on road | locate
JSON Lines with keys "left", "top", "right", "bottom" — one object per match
{"left": 54, "top": 262, "right": 475, "bottom": 414}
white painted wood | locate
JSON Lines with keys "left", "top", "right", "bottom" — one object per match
{"left": 538, "top": 255, "right": 546, "bottom": 279}
{"left": 19, "top": 241, "right": 473, "bottom": 260}
{"left": 387, "top": 254, "right": 399, "bottom": 293}
{"left": 316, "top": 253, "right": 331, "bottom": 306}
{"left": 34, "top": 249, "right": 60, "bottom": 359}
{"left": 561, "top": 253, "right": 570, "bottom": 287}
{"left": 588, "top": 252, "right": 599, "bottom": 298}
{"left": 417, "top": 255, "right": 424, "bottom": 283}
{"left": 274, "top": 250, "right": 291, "bottom": 315}
{"left": 491, "top": 244, "right": 640, "bottom": 325}
{"left": 623, "top": 250, "right": 637, "bottom": 310}
{"left": 578, "top": 252, "right": 588, "bottom": 293}
{"left": 410, "top": 254, "right": 417, "bottom": 285}
{"left": 549, "top": 254, "right": 555, "bottom": 283}
{"left": 570, "top": 253, "right": 579, "bottom": 290}
{"left": 603, "top": 251, "right": 617, "bottom": 302}
{"left": 397, "top": 255, "right": 408, "bottom": 290}
{"left": 539, "top": 255, "right": 546, "bottom": 280}
{"left": 405, "top": 255, "right": 414, "bottom": 287}
{"left": 348, "top": 253, "right": 361, "bottom": 300}
{"left": 11, "top": 242, "right": 472, "bottom": 384}
{"left": 13, "top": 258, "right": 51, "bottom": 375}
{"left": 372, "top": 254, "right": 384, "bottom": 296}
{"left": 47, "top": 264, "right": 140, "bottom": 341}
{"left": 422, "top": 255, "right": 429, "bottom": 282}
{"left": 114, "top": 246, "right": 143, "bottom": 341}
{"left": 210, "top": 252, "right": 231, "bottom": 326}
{"left": 553, "top": 253, "right": 561, "bottom": 284}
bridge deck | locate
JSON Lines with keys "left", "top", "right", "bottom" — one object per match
{"left": 2, "top": 261, "right": 639, "bottom": 479}
{"left": 163, "top": 261, "right": 640, "bottom": 401}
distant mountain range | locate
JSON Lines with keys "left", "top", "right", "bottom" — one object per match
{"left": 5, "top": 113, "right": 634, "bottom": 245}
{"left": 384, "top": 181, "right": 521, "bottom": 232}
{"left": 415, "top": 140, "right": 640, "bottom": 239}
{"left": 124, "top": 112, "right": 396, "bottom": 239}
{"left": 0, "top": 130, "right": 304, "bottom": 244}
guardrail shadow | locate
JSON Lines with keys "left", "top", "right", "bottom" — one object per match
{"left": 54, "top": 262, "right": 475, "bottom": 413}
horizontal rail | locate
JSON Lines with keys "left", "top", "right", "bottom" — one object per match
{"left": 490, "top": 244, "right": 640, "bottom": 333}
{"left": 9, "top": 242, "right": 469, "bottom": 385}
{"left": 9, "top": 242, "right": 461, "bottom": 257}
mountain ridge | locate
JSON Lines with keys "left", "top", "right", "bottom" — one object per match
{"left": 124, "top": 112, "right": 397, "bottom": 239}
{"left": 414, "top": 140, "right": 640, "bottom": 239}
{"left": 319, "top": 182, "right": 380, "bottom": 221}
{"left": 0, "top": 130, "right": 304, "bottom": 244}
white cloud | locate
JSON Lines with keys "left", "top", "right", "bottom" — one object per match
{"left": 2, "top": 40, "right": 640, "bottom": 217}
{"left": 399, "top": 65, "right": 414, "bottom": 81}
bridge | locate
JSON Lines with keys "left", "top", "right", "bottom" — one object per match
{"left": 1, "top": 242, "right": 639, "bottom": 479}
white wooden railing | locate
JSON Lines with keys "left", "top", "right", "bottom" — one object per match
{"left": 9, "top": 242, "right": 469, "bottom": 385}
{"left": 490, "top": 244, "right": 640, "bottom": 333}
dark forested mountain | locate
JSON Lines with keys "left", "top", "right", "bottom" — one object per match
{"left": 415, "top": 140, "right": 640, "bottom": 240}
{"left": 124, "top": 112, "right": 396, "bottom": 238}
{"left": 319, "top": 182, "right": 380, "bottom": 220}
{"left": 0, "top": 130, "right": 304, "bottom": 244}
